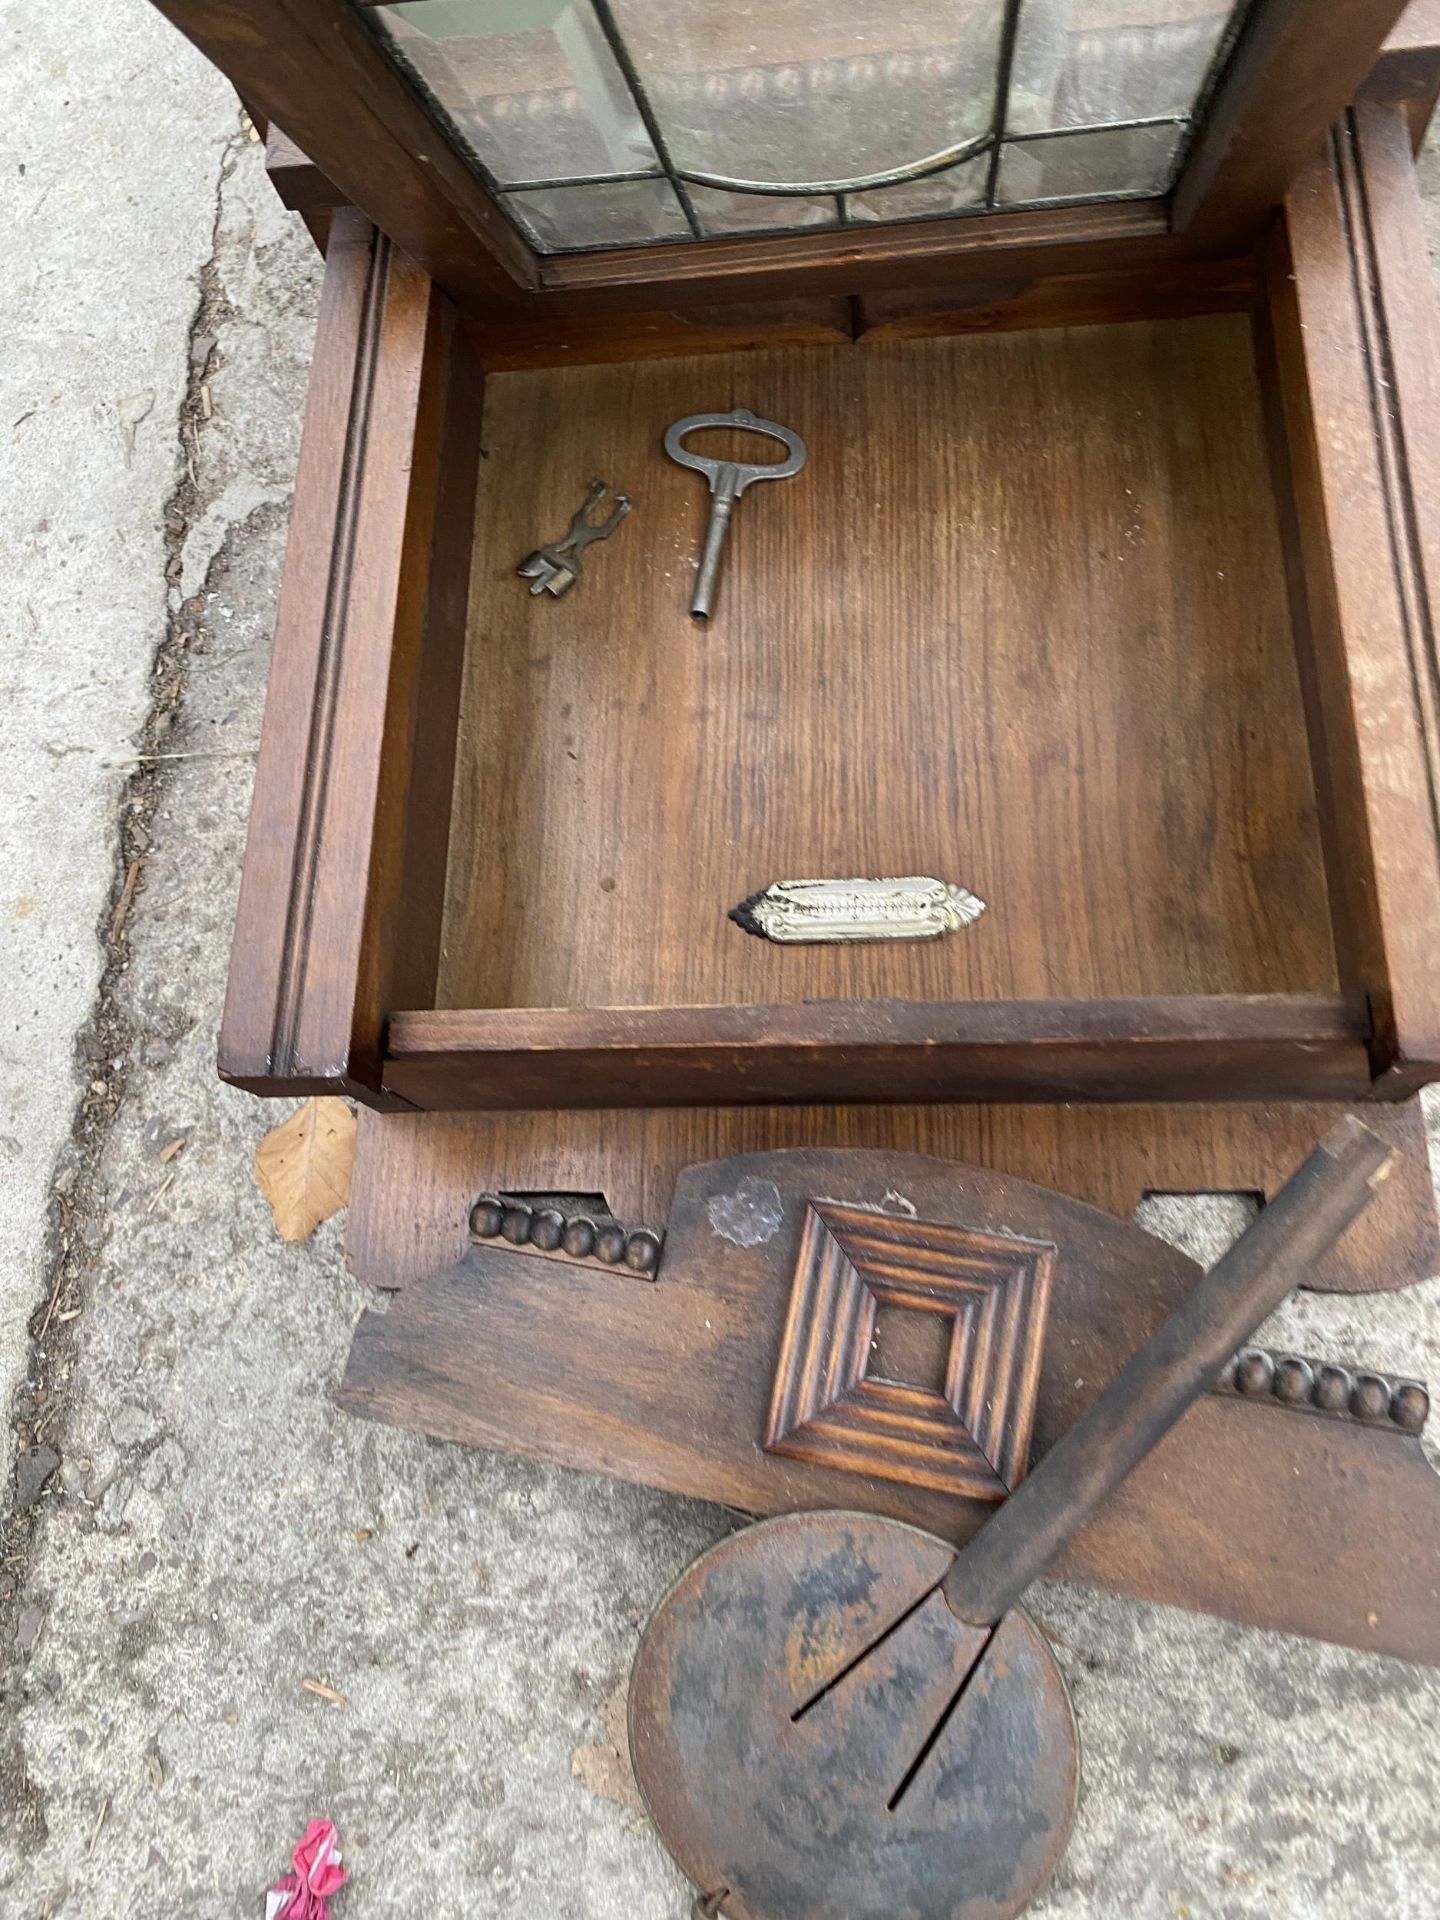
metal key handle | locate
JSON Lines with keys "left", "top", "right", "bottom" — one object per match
{"left": 664, "top": 408, "right": 806, "bottom": 619}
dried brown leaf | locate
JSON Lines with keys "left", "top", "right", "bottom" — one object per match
{"left": 158, "top": 1136, "right": 186, "bottom": 1164}
{"left": 254, "top": 1098, "right": 355, "bottom": 1243}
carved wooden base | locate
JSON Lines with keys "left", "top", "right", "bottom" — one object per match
{"left": 340, "top": 1142, "right": 1440, "bottom": 1669}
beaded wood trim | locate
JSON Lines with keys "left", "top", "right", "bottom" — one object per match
{"left": 1214, "top": 1347, "right": 1429, "bottom": 1433}
{"left": 469, "top": 1194, "right": 662, "bottom": 1278}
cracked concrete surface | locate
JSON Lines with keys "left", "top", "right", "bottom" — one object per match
{"left": 3, "top": 7, "right": 1440, "bottom": 1914}
{"left": 0, "top": 0, "right": 236, "bottom": 1421}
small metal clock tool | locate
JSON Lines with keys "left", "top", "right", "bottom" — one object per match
{"left": 516, "top": 477, "right": 631, "bottom": 597}
{"left": 664, "top": 407, "right": 806, "bottom": 619}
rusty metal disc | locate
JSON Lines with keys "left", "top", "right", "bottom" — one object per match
{"left": 629, "top": 1510, "right": 1078, "bottom": 1920}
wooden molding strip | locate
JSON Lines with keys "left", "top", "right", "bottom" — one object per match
{"left": 382, "top": 993, "right": 1374, "bottom": 1109}
{"left": 469, "top": 1192, "right": 663, "bottom": 1277}
{"left": 1214, "top": 1345, "right": 1429, "bottom": 1432}
{"left": 1263, "top": 105, "right": 1440, "bottom": 1088}
{"left": 220, "top": 212, "right": 479, "bottom": 1105}
{"left": 535, "top": 199, "right": 1174, "bottom": 312}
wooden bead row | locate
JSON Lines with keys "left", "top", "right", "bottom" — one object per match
{"left": 1215, "top": 1347, "right": 1428, "bottom": 1433}
{"left": 470, "top": 1194, "right": 663, "bottom": 1276}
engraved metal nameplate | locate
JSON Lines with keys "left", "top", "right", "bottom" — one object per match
{"left": 729, "top": 876, "right": 986, "bottom": 944}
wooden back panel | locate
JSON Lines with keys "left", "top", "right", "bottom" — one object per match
{"left": 439, "top": 317, "right": 1335, "bottom": 1015}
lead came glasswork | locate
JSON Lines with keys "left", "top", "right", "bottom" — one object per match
{"left": 1006, "top": 0, "right": 1238, "bottom": 134}
{"left": 508, "top": 175, "right": 690, "bottom": 247}
{"left": 686, "top": 182, "right": 839, "bottom": 236}
{"left": 354, "top": 0, "right": 1255, "bottom": 251}
{"left": 844, "top": 155, "right": 989, "bottom": 224}
{"left": 603, "top": 0, "right": 1005, "bottom": 191}
{"left": 369, "top": 0, "right": 661, "bottom": 184}
{"left": 997, "top": 120, "right": 1184, "bottom": 206}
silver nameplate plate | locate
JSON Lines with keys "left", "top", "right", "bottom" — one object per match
{"left": 730, "top": 876, "right": 986, "bottom": 945}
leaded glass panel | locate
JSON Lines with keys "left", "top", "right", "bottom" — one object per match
{"left": 354, "top": 0, "right": 1254, "bottom": 252}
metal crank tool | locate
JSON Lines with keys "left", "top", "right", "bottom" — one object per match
{"left": 629, "top": 1116, "right": 1394, "bottom": 1920}
{"left": 664, "top": 408, "right": 806, "bottom": 619}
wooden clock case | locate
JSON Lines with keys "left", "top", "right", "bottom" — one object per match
{"left": 219, "top": 95, "right": 1440, "bottom": 1118}
{"left": 146, "top": 0, "right": 1440, "bottom": 1662}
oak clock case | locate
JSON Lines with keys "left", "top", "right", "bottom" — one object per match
{"left": 138, "top": 0, "right": 1440, "bottom": 1913}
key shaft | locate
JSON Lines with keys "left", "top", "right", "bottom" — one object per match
{"left": 664, "top": 409, "right": 806, "bottom": 621}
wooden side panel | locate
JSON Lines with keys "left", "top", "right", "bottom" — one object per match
{"left": 220, "top": 211, "right": 480, "bottom": 1105}
{"left": 1263, "top": 107, "right": 1440, "bottom": 1092}
{"left": 381, "top": 995, "right": 1373, "bottom": 1111}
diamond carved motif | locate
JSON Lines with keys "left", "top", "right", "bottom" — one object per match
{"left": 763, "top": 1202, "right": 1056, "bottom": 1500}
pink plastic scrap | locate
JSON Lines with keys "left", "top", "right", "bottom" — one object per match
{"left": 265, "top": 1820, "right": 346, "bottom": 1920}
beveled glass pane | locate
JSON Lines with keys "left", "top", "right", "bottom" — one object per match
{"left": 604, "top": 0, "right": 1006, "bottom": 190}
{"left": 997, "top": 122, "right": 1181, "bottom": 204}
{"left": 368, "top": 0, "right": 658, "bottom": 185}
{"left": 1006, "top": 0, "right": 1235, "bottom": 136}
{"left": 506, "top": 177, "right": 691, "bottom": 248}
{"left": 687, "top": 184, "right": 839, "bottom": 236}
{"left": 845, "top": 155, "right": 989, "bottom": 224}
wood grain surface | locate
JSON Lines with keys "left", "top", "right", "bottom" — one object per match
{"left": 1263, "top": 105, "right": 1440, "bottom": 1090}
{"left": 344, "top": 1096, "right": 1438, "bottom": 1296}
{"left": 382, "top": 994, "right": 1371, "bottom": 1109}
{"left": 439, "top": 317, "right": 1335, "bottom": 1016}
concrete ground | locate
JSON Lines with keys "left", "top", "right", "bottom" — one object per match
{"left": 2, "top": 4, "right": 1440, "bottom": 1913}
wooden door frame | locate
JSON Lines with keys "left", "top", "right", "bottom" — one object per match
{"left": 150, "top": 0, "right": 1422, "bottom": 325}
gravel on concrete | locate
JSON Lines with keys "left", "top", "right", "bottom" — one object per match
{"left": 2, "top": 10, "right": 1440, "bottom": 1915}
